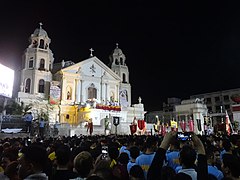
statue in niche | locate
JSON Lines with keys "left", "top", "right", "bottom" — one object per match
{"left": 67, "top": 91, "right": 71, "bottom": 100}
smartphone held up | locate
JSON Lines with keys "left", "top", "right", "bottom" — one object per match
{"left": 177, "top": 132, "right": 192, "bottom": 141}
{"left": 101, "top": 146, "right": 108, "bottom": 159}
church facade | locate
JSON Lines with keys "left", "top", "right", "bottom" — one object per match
{"left": 17, "top": 24, "right": 145, "bottom": 135}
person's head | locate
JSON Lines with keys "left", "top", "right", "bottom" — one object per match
{"left": 206, "top": 146, "right": 215, "bottom": 165}
{"left": 108, "top": 146, "right": 119, "bottom": 160}
{"left": 222, "top": 153, "right": 240, "bottom": 179}
{"left": 118, "top": 152, "right": 129, "bottom": 165}
{"left": 145, "top": 135, "right": 158, "bottom": 151}
{"left": 2, "top": 142, "right": 11, "bottom": 151}
{"left": 179, "top": 145, "right": 197, "bottom": 168}
{"left": 129, "top": 146, "right": 140, "bottom": 160}
{"left": 73, "top": 151, "right": 94, "bottom": 178}
{"left": 161, "top": 166, "right": 176, "bottom": 180}
{"left": 222, "top": 139, "right": 232, "bottom": 152}
{"left": 93, "top": 158, "right": 113, "bottom": 180}
{"left": 129, "top": 165, "right": 145, "bottom": 180}
{"left": 169, "top": 137, "right": 180, "bottom": 151}
{"left": 55, "top": 144, "right": 71, "bottom": 166}
{"left": 4, "top": 161, "right": 19, "bottom": 179}
{"left": 212, "top": 148, "right": 220, "bottom": 163}
{"left": 1, "top": 148, "right": 18, "bottom": 170}
{"left": 18, "top": 144, "right": 48, "bottom": 179}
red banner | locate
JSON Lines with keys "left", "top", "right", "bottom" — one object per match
{"left": 189, "top": 119, "right": 194, "bottom": 132}
{"left": 130, "top": 124, "right": 137, "bottom": 135}
{"left": 138, "top": 120, "right": 145, "bottom": 130}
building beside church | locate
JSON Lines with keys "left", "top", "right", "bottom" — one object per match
{"left": 17, "top": 24, "right": 145, "bottom": 135}
{"left": 145, "top": 98, "right": 208, "bottom": 135}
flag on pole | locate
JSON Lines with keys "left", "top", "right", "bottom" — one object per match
{"left": 225, "top": 111, "right": 231, "bottom": 136}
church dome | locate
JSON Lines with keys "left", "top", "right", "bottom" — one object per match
{"left": 33, "top": 27, "right": 48, "bottom": 37}
{"left": 32, "top": 23, "right": 48, "bottom": 37}
{"left": 113, "top": 47, "right": 123, "bottom": 56}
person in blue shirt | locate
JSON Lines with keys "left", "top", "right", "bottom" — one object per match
{"left": 23, "top": 112, "right": 33, "bottom": 133}
{"left": 119, "top": 137, "right": 135, "bottom": 159}
{"left": 220, "top": 139, "right": 232, "bottom": 162}
{"left": 206, "top": 146, "right": 224, "bottom": 180}
{"left": 39, "top": 117, "right": 45, "bottom": 138}
{"left": 127, "top": 146, "right": 140, "bottom": 173}
{"left": 166, "top": 138, "right": 180, "bottom": 170}
{"left": 135, "top": 136, "right": 158, "bottom": 179}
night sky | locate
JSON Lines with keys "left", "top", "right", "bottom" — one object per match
{"left": 1, "top": 1, "right": 240, "bottom": 112}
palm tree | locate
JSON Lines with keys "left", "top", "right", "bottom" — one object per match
{"left": 5, "top": 101, "right": 32, "bottom": 115}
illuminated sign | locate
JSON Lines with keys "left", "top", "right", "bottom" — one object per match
{"left": 0, "top": 64, "right": 14, "bottom": 98}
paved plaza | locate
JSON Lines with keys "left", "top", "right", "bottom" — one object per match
{"left": 0, "top": 131, "right": 29, "bottom": 139}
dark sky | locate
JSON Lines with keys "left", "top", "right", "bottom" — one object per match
{"left": 1, "top": 1, "right": 240, "bottom": 112}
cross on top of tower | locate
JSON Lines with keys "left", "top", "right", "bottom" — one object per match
{"left": 39, "top": 22, "right": 43, "bottom": 29}
{"left": 89, "top": 48, "right": 94, "bottom": 57}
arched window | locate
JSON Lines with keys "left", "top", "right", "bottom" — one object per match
{"left": 122, "top": 73, "right": 127, "bottom": 83}
{"left": 39, "top": 39, "right": 44, "bottom": 49}
{"left": 115, "top": 58, "right": 119, "bottom": 65}
{"left": 120, "top": 57, "right": 123, "bottom": 65}
{"left": 29, "top": 60, "right": 33, "bottom": 68}
{"left": 32, "top": 40, "right": 38, "bottom": 48}
{"left": 38, "top": 79, "right": 45, "bottom": 93}
{"left": 88, "top": 83, "right": 97, "bottom": 99}
{"left": 25, "top": 78, "right": 31, "bottom": 93}
{"left": 39, "top": 59, "right": 45, "bottom": 70}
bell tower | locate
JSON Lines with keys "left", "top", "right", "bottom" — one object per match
{"left": 109, "top": 43, "right": 131, "bottom": 107}
{"left": 18, "top": 23, "right": 54, "bottom": 101}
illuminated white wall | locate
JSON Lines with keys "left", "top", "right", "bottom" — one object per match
{"left": 0, "top": 64, "right": 14, "bottom": 98}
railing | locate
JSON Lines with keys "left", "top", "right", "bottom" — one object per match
{"left": 0, "top": 115, "right": 25, "bottom": 130}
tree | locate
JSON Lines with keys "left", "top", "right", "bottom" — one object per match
{"left": 5, "top": 101, "right": 32, "bottom": 115}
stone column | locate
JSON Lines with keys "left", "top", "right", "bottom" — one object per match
{"left": 80, "top": 80, "right": 83, "bottom": 102}
{"left": 105, "top": 83, "right": 108, "bottom": 103}
{"left": 75, "top": 79, "right": 80, "bottom": 103}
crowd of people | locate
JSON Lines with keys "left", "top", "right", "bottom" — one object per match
{"left": 0, "top": 131, "right": 239, "bottom": 180}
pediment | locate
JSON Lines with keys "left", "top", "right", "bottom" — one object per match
{"left": 60, "top": 56, "right": 121, "bottom": 81}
